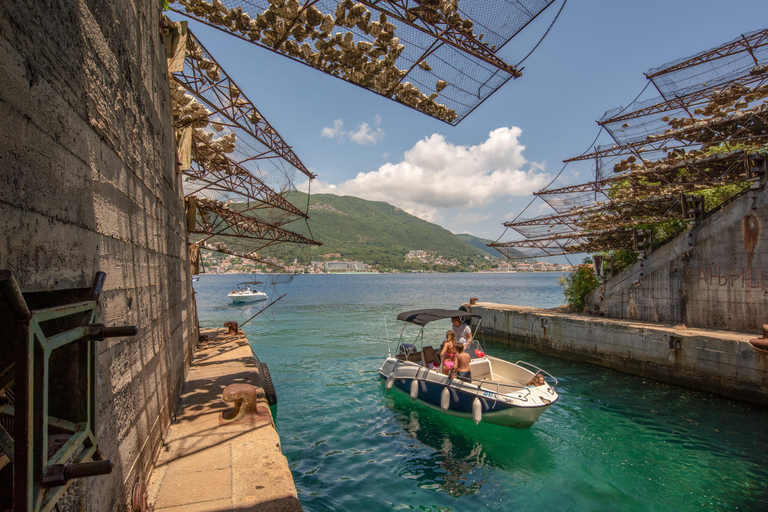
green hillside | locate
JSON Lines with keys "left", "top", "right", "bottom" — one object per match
{"left": 255, "top": 192, "right": 499, "bottom": 269}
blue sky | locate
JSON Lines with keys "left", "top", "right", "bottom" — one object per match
{"left": 168, "top": 1, "right": 768, "bottom": 246}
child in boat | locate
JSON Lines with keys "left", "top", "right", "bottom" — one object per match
{"left": 526, "top": 373, "right": 546, "bottom": 387}
{"left": 440, "top": 331, "right": 458, "bottom": 376}
{"left": 452, "top": 343, "right": 471, "bottom": 382}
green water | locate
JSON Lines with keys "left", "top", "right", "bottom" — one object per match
{"left": 194, "top": 273, "right": 768, "bottom": 511}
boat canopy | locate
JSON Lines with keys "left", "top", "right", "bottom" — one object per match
{"left": 236, "top": 281, "right": 263, "bottom": 286}
{"left": 396, "top": 309, "right": 480, "bottom": 326}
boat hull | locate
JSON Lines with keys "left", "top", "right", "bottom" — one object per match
{"left": 378, "top": 358, "right": 556, "bottom": 428}
{"left": 229, "top": 292, "right": 267, "bottom": 303}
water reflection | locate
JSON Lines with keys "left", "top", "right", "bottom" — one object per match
{"left": 386, "top": 390, "right": 554, "bottom": 497}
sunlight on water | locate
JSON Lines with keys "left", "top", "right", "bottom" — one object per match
{"left": 193, "top": 273, "right": 768, "bottom": 512}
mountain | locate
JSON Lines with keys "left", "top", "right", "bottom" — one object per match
{"left": 256, "top": 192, "right": 502, "bottom": 267}
{"left": 455, "top": 234, "right": 515, "bottom": 259}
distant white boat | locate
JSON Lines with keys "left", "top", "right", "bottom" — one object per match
{"left": 191, "top": 275, "right": 199, "bottom": 282}
{"left": 228, "top": 281, "right": 267, "bottom": 303}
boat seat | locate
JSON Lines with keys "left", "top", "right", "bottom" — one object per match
{"left": 421, "top": 346, "right": 439, "bottom": 367}
{"left": 396, "top": 351, "right": 422, "bottom": 363}
{"left": 469, "top": 359, "right": 492, "bottom": 381}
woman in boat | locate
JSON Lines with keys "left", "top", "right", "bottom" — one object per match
{"left": 440, "top": 332, "right": 458, "bottom": 376}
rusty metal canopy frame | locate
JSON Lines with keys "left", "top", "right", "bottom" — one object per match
{"left": 492, "top": 28, "right": 768, "bottom": 260}
{"left": 169, "top": 25, "right": 322, "bottom": 267}
{"left": 190, "top": 196, "right": 321, "bottom": 258}
{"left": 169, "top": 0, "right": 559, "bottom": 125}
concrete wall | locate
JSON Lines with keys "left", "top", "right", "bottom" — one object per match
{"left": 587, "top": 184, "right": 767, "bottom": 334}
{"left": 0, "top": 1, "right": 196, "bottom": 509}
{"left": 469, "top": 303, "right": 768, "bottom": 405}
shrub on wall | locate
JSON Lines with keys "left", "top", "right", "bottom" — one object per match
{"left": 559, "top": 258, "right": 600, "bottom": 312}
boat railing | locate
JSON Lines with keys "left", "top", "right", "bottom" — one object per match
{"left": 392, "top": 360, "right": 535, "bottom": 402}
{"left": 514, "top": 360, "right": 559, "bottom": 388}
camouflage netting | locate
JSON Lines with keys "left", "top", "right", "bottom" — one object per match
{"left": 493, "top": 28, "right": 768, "bottom": 259}
{"left": 170, "top": 0, "right": 557, "bottom": 124}
{"left": 170, "top": 26, "right": 321, "bottom": 263}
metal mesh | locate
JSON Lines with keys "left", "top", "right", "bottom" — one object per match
{"left": 174, "top": 29, "right": 316, "bottom": 228}
{"left": 493, "top": 29, "right": 768, "bottom": 260}
{"left": 646, "top": 28, "right": 768, "bottom": 99}
{"left": 169, "top": 0, "right": 557, "bottom": 124}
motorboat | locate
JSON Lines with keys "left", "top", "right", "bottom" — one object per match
{"left": 379, "top": 309, "right": 559, "bottom": 428}
{"left": 191, "top": 275, "right": 199, "bottom": 282}
{"left": 228, "top": 281, "right": 267, "bottom": 303}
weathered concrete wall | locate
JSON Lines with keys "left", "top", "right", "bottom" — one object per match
{"left": 468, "top": 303, "right": 768, "bottom": 405}
{"left": 586, "top": 184, "right": 767, "bottom": 333}
{"left": 0, "top": 1, "right": 196, "bottom": 510}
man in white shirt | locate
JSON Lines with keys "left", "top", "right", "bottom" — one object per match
{"left": 451, "top": 317, "right": 472, "bottom": 347}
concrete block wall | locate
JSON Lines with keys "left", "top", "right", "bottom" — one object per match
{"left": 0, "top": 1, "right": 197, "bottom": 509}
{"left": 586, "top": 184, "right": 767, "bottom": 334}
{"left": 469, "top": 304, "right": 768, "bottom": 405}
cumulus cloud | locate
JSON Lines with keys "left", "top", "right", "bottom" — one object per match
{"left": 319, "top": 117, "right": 384, "bottom": 145}
{"left": 349, "top": 122, "right": 385, "bottom": 145}
{"left": 320, "top": 119, "right": 344, "bottom": 140}
{"left": 308, "top": 127, "right": 550, "bottom": 223}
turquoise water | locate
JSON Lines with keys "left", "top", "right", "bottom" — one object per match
{"left": 194, "top": 273, "right": 768, "bottom": 511}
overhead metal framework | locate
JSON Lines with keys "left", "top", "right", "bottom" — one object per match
{"left": 167, "top": 23, "right": 321, "bottom": 270}
{"left": 491, "top": 28, "right": 768, "bottom": 260}
{"left": 169, "top": 0, "right": 559, "bottom": 124}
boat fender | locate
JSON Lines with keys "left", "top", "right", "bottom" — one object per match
{"left": 440, "top": 386, "right": 450, "bottom": 410}
{"left": 410, "top": 379, "right": 419, "bottom": 400}
{"left": 385, "top": 372, "right": 396, "bottom": 390}
{"left": 472, "top": 397, "right": 483, "bottom": 425}
{"left": 474, "top": 349, "right": 485, "bottom": 358}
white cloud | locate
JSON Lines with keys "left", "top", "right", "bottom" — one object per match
{"left": 320, "top": 119, "right": 344, "bottom": 140}
{"left": 319, "top": 117, "right": 384, "bottom": 145}
{"left": 308, "top": 127, "right": 550, "bottom": 223}
{"left": 349, "top": 122, "right": 385, "bottom": 145}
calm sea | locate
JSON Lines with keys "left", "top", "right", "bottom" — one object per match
{"left": 193, "top": 273, "right": 768, "bottom": 512}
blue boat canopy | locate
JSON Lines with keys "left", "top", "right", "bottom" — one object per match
{"left": 396, "top": 309, "right": 480, "bottom": 326}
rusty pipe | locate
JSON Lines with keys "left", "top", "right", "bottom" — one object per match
{"left": 88, "top": 271, "right": 107, "bottom": 301}
{"left": 0, "top": 270, "right": 31, "bottom": 321}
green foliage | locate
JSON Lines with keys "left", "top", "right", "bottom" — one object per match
{"left": 559, "top": 258, "right": 600, "bottom": 313}
{"left": 161, "top": 0, "right": 170, "bottom": 10}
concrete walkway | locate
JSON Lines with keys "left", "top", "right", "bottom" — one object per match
{"left": 147, "top": 328, "right": 302, "bottom": 511}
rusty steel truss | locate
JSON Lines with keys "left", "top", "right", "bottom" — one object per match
{"left": 493, "top": 29, "right": 768, "bottom": 259}
{"left": 167, "top": 22, "right": 321, "bottom": 270}
{"left": 169, "top": 0, "right": 559, "bottom": 124}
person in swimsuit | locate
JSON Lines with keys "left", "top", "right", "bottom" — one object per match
{"left": 440, "top": 331, "right": 457, "bottom": 376}
{"left": 452, "top": 342, "right": 471, "bottom": 381}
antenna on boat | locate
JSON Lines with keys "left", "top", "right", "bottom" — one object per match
{"left": 385, "top": 318, "right": 391, "bottom": 357}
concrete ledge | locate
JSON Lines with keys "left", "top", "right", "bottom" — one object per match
{"left": 148, "top": 328, "right": 302, "bottom": 511}
{"left": 468, "top": 302, "right": 768, "bottom": 405}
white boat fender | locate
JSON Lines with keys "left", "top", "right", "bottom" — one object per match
{"left": 440, "top": 386, "right": 450, "bottom": 410}
{"left": 410, "top": 379, "right": 419, "bottom": 400}
{"left": 472, "top": 397, "right": 483, "bottom": 425}
{"left": 385, "top": 372, "right": 396, "bottom": 390}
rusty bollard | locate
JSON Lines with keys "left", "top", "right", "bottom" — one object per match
{"left": 223, "top": 320, "right": 239, "bottom": 335}
{"left": 749, "top": 324, "right": 768, "bottom": 351}
{"left": 219, "top": 383, "right": 270, "bottom": 425}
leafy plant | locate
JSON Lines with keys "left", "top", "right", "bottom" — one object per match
{"left": 559, "top": 258, "right": 599, "bottom": 313}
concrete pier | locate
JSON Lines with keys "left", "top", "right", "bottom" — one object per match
{"left": 467, "top": 302, "right": 768, "bottom": 405}
{"left": 147, "top": 328, "right": 301, "bottom": 511}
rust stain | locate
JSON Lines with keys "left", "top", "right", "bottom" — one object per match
{"left": 743, "top": 213, "right": 759, "bottom": 267}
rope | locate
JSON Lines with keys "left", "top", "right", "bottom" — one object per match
{"left": 515, "top": 0, "right": 569, "bottom": 68}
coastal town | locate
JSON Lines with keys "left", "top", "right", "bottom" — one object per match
{"left": 200, "top": 249, "right": 574, "bottom": 274}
